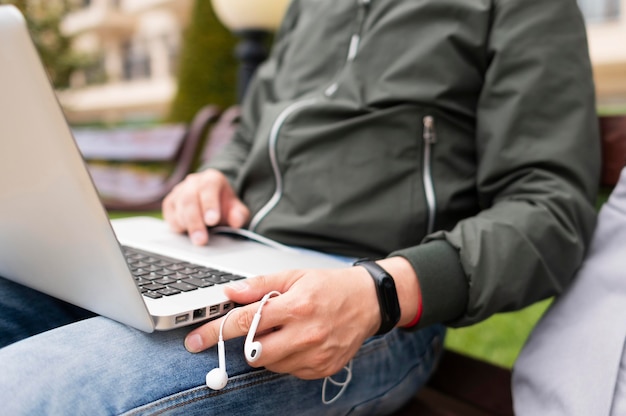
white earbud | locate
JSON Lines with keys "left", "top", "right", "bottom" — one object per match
{"left": 206, "top": 339, "right": 228, "bottom": 389}
{"left": 206, "top": 291, "right": 281, "bottom": 389}
{"left": 244, "top": 291, "right": 280, "bottom": 362}
{"left": 206, "top": 308, "right": 237, "bottom": 390}
{"left": 244, "top": 312, "right": 263, "bottom": 362}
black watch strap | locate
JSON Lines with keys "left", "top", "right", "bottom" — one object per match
{"left": 354, "top": 259, "right": 401, "bottom": 335}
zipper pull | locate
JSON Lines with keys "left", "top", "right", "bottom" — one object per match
{"left": 423, "top": 116, "right": 437, "bottom": 144}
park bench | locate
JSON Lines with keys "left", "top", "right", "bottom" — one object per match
{"left": 74, "top": 105, "right": 220, "bottom": 211}
{"left": 75, "top": 108, "right": 625, "bottom": 414}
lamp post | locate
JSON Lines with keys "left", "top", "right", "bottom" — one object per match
{"left": 210, "top": 0, "right": 290, "bottom": 103}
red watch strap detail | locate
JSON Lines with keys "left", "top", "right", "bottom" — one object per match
{"left": 403, "top": 299, "right": 423, "bottom": 329}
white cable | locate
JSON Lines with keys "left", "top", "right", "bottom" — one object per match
{"left": 322, "top": 359, "right": 354, "bottom": 405}
{"left": 218, "top": 307, "right": 239, "bottom": 342}
{"left": 211, "top": 226, "right": 297, "bottom": 252}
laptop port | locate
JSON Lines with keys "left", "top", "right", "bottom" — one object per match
{"left": 209, "top": 305, "right": 220, "bottom": 315}
{"left": 223, "top": 303, "right": 232, "bottom": 311}
{"left": 175, "top": 314, "right": 189, "bottom": 324}
{"left": 193, "top": 308, "right": 206, "bottom": 320}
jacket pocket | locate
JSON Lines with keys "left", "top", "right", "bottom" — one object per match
{"left": 267, "top": 102, "right": 437, "bottom": 256}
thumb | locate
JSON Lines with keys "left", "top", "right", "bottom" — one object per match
{"left": 224, "top": 272, "right": 295, "bottom": 305}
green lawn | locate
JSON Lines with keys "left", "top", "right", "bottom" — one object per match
{"left": 108, "top": 211, "right": 162, "bottom": 220}
{"left": 444, "top": 299, "right": 552, "bottom": 369}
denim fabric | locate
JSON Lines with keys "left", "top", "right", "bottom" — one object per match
{"left": 0, "top": 276, "right": 95, "bottom": 348}
{"left": 0, "top": 275, "right": 444, "bottom": 415}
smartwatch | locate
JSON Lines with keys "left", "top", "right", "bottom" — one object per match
{"left": 354, "top": 259, "right": 401, "bottom": 335}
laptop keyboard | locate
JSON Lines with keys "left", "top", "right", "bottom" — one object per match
{"left": 122, "top": 246, "right": 246, "bottom": 299}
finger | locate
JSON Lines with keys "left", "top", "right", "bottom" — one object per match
{"left": 184, "top": 297, "right": 286, "bottom": 353}
{"left": 256, "top": 324, "right": 358, "bottom": 379}
{"left": 221, "top": 186, "right": 250, "bottom": 228}
{"left": 224, "top": 271, "right": 301, "bottom": 305}
{"left": 197, "top": 171, "right": 225, "bottom": 227}
{"left": 162, "top": 191, "right": 184, "bottom": 233}
{"left": 172, "top": 176, "right": 209, "bottom": 245}
{"left": 180, "top": 195, "right": 208, "bottom": 246}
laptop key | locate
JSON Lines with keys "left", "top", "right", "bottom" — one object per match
{"left": 168, "top": 282, "right": 198, "bottom": 292}
{"left": 154, "top": 276, "right": 178, "bottom": 285}
{"left": 123, "top": 246, "right": 243, "bottom": 299}
{"left": 226, "top": 274, "right": 246, "bottom": 281}
{"left": 142, "top": 283, "right": 166, "bottom": 291}
{"left": 182, "top": 278, "right": 214, "bottom": 288}
{"left": 157, "top": 287, "right": 181, "bottom": 296}
{"left": 143, "top": 291, "right": 163, "bottom": 299}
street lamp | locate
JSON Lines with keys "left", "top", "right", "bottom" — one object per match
{"left": 210, "top": 0, "right": 290, "bottom": 103}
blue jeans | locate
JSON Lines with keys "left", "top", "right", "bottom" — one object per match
{"left": 0, "top": 275, "right": 445, "bottom": 415}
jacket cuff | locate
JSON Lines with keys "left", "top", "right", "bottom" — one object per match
{"left": 390, "top": 240, "right": 468, "bottom": 328}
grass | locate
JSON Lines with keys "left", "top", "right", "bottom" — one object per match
{"left": 598, "top": 104, "right": 626, "bottom": 116}
{"left": 444, "top": 299, "right": 552, "bottom": 369}
{"left": 108, "top": 211, "right": 162, "bottom": 220}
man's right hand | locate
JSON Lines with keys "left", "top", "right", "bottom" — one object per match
{"left": 162, "top": 169, "right": 250, "bottom": 245}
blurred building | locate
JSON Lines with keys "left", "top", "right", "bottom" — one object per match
{"left": 58, "top": 0, "right": 193, "bottom": 124}
{"left": 57, "top": 0, "right": 625, "bottom": 124}
{"left": 580, "top": 0, "right": 626, "bottom": 106}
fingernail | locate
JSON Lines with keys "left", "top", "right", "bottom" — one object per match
{"left": 191, "top": 231, "right": 206, "bottom": 245}
{"left": 227, "top": 280, "right": 249, "bottom": 292}
{"left": 204, "top": 210, "right": 219, "bottom": 225}
{"left": 185, "top": 334, "right": 203, "bottom": 353}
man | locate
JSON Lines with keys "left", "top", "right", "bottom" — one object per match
{"left": 0, "top": 0, "right": 600, "bottom": 414}
{"left": 514, "top": 167, "right": 626, "bottom": 415}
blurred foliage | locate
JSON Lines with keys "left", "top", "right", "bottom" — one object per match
{"left": 598, "top": 104, "right": 626, "bottom": 116}
{"left": 168, "top": 0, "right": 238, "bottom": 123}
{"left": 0, "top": 0, "right": 91, "bottom": 88}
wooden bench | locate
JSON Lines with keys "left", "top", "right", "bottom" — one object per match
{"left": 74, "top": 105, "right": 220, "bottom": 211}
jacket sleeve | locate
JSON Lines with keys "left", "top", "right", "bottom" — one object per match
{"left": 393, "top": 0, "right": 601, "bottom": 328}
{"left": 200, "top": 1, "right": 301, "bottom": 186}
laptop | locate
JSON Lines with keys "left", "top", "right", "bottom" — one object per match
{"left": 0, "top": 5, "right": 346, "bottom": 333}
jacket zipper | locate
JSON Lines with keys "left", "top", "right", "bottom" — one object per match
{"left": 422, "top": 115, "right": 437, "bottom": 235}
{"left": 252, "top": 1, "right": 372, "bottom": 229}
{"left": 326, "top": 0, "right": 371, "bottom": 96}
{"left": 248, "top": 98, "right": 318, "bottom": 232}
{"left": 347, "top": 0, "right": 371, "bottom": 62}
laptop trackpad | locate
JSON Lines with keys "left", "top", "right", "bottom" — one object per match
{"left": 111, "top": 217, "right": 347, "bottom": 277}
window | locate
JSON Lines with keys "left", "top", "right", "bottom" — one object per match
{"left": 122, "top": 40, "right": 151, "bottom": 81}
{"left": 162, "top": 34, "right": 180, "bottom": 76}
{"left": 578, "top": 0, "right": 621, "bottom": 22}
{"left": 84, "top": 55, "right": 107, "bottom": 85}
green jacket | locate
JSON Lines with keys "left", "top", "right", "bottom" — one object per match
{"left": 206, "top": 0, "right": 600, "bottom": 328}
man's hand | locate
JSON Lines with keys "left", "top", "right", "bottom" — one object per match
{"left": 162, "top": 169, "right": 250, "bottom": 245}
{"left": 184, "top": 257, "right": 421, "bottom": 380}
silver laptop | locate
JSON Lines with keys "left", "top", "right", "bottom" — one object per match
{"left": 0, "top": 5, "right": 346, "bottom": 333}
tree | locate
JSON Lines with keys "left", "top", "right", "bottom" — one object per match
{"left": 167, "top": 0, "right": 238, "bottom": 123}
{"left": 1, "top": 0, "right": 89, "bottom": 89}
